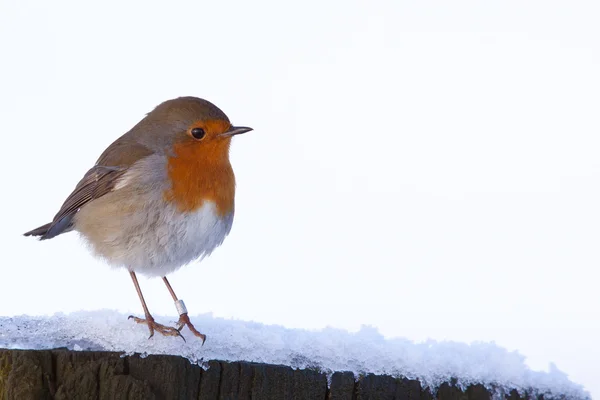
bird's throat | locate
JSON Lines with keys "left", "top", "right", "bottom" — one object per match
{"left": 164, "top": 141, "right": 235, "bottom": 216}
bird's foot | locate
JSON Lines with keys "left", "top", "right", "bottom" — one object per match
{"left": 128, "top": 314, "right": 185, "bottom": 341}
{"left": 176, "top": 313, "right": 206, "bottom": 345}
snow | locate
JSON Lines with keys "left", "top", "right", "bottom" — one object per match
{"left": 0, "top": 310, "right": 589, "bottom": 399}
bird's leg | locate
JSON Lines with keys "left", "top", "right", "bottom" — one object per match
{"left": 162, "top": 276, "right": 207, "bottom": 344}
{"left": 128, "top": 271, "right": 184, "bottom": 340}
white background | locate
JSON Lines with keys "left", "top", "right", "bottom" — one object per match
{"left": 1, "top": 0, "right": 598, "bottom": 397}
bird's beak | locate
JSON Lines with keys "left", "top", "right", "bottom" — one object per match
{"left": 220, "top": 126, "right": 253, "bottom": 137}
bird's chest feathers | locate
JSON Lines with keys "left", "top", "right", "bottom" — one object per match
{"left": 165, "top": 142, "right": 235, "bottom": 216}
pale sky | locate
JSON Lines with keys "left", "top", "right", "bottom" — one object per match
{"left": 1, "top": 0, "right": 599, "bottom": 397}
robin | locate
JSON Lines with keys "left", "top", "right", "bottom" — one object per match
{"left": 23, "top": 96, "right": 252, "bottom": 343}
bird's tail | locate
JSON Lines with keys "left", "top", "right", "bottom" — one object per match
{"left": 23, "top": 223, "right": 52, "bottom": 239}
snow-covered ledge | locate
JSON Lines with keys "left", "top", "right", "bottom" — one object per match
{"left": 0, "top": 311, "right": 589, "bottom": 399}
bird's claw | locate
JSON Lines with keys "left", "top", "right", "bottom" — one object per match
{"left": 128, "top": 314, "right": 185, "bottom": 341}
{"left": 176, "top": 313, "right": 207, "bottom": 345}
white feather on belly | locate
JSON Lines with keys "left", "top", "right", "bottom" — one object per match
{"left": 78, "top": 200, "right": 234, "bottom": 277}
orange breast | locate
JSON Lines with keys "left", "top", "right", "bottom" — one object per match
{"left": 164, "top": 139, "right": 235, "bottom": 216}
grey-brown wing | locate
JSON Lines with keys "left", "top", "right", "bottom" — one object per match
{"left": 52, "top": 165, "right": 127, "bottom": 226}
{"left": 24, "top": 134, "right": 154, "bottom": 240}
{"left": 24, "top": 165, "right": 127, "bottom": 240}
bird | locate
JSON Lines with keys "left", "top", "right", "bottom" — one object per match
{"left": 23, "top": 96, "right": 252, "bottom": 343}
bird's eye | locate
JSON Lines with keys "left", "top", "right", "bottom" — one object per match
{"left": 190, "top": 127, "right": 206, "bottom": 140}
